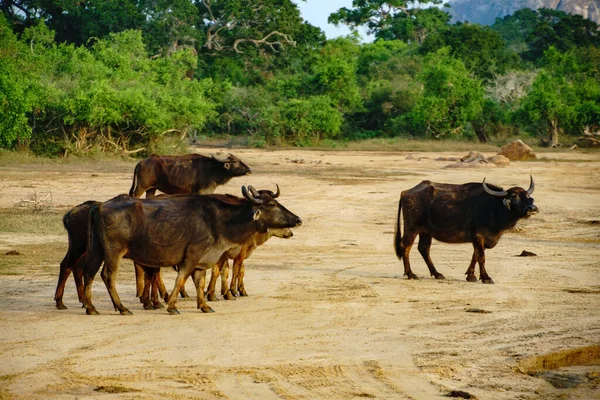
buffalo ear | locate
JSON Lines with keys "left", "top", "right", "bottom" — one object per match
{"left": 224, "top": 162, "right": 231, "bottom": 170}
{"left": 253, "top": 210, "right": 262, "bottom": 221}
{"left": 503, "top": 198, "right": 511, "bottom": 210}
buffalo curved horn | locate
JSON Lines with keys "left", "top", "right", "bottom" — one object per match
{"left": 211, "top": 153, "right": 230, "bottom": 163}
{"left": 242, "top": 185, "right": 263, "bottom": 205}
{"left": 482, "top": 178, "right": 507, "bottom": 197}
{"left": 526, "top": 175, "right": 535, "bottom": 196}
{"left": 272, "top": 184, "right": 280, "bottom": 198}
{"left": 248, "top": 185, "right": 261, "bottom": 199}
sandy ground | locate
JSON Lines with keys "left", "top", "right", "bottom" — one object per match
{"left": 0, "top": 147, "right": 599, "bottom": 400}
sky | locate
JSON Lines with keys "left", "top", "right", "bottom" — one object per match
{"left": 292, "top": 0, "right": 373, "bottom": 41}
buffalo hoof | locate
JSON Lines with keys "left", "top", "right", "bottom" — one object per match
{"left": 179, "top": 290, "right": 190, "bottom": 299}
{"left": 466, "top": 275, "right": 478, "bottom": 282}
{"left": 167, "top": 308, "right": 180, "bottom": 315}
{"left": 434, "top": 273, "right": 446, "bottom": 280}
{"left": 56, "top": 302, "right": 68, "bottom": 310}
{"left": 224, "top": 292, "right": 235, "bottom": 301}
{"left": 481, "top": 277, "right": 494, "bottom": 284}
{"left": 239, "top": 290, "right": 248, "bottom": 297}
{"left": 153, "top": 301, "right": 164, "bottom": 309}
{"left": 207, "top": 293, "right": 219, "bottom": 302}
{"left": 119, "top": 308, "right": 133, "bottom": 315}
{"left": 200, "top": 305, "right": 215, "bottom": 313}
{"left": 143, "top": 302, "right": 153, "bottom": 310}
{"left": 406, "top": 273, "right": 419, "bottom": 280}
{"left": 86, "top": 307, "right": 100, "bottom": 315}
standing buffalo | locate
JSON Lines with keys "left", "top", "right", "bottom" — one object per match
{"left": 54, "top": 201, "right": 99, "bottom": 309}
{"left": 128, "top": 152, "right": 252, "bottom": 301}
{"left": 129, "top": 153, "right": 252, "bottom": 198}
{"left": 395, "top": 176, "right": 538, "bottom": 283}
{"left": 205, "top": 227, "right": 294, "bottom": 302}
{"left": 83, "top": 186, "right": 302, "bottom": 315}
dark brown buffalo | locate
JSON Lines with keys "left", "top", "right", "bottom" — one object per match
{"left": 54, "top": 201, "right": 99, "bottom": 309}
{"left": 129, "top": 153, "right": 252, "bottom": 198}
{"left": 395, "top": 176, "right": 538, "bottom": 283}
{"left": 83, "top": 186, "right": 302, "bottom": 315}
{"left": 139, "top": 186, "right": 293, "bottom": 306}
{"left": 129, "top": 152, "right": 251, "bottom": 300}
{"left": 55, "top": 200, "right": 169, "bottom": 310}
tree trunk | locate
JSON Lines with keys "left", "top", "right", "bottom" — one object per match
{"left": 549, "top": 119, "right": 559, "bottom": 147}
{"left": 471, "top": 121, "right": 488, "bottom": 143}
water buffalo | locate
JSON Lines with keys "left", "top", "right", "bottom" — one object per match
{"left": 54, "top": 201, "right": 99, "bottom": 309}
{"left": 129, "top": 152, "right": 251, "bottom": 300}
{"left": 137, "top": 186, "right": 293, "bottom": 307}
{"left": 55, "top": 200, "right": 185, "bottom": 310}
{"left": 83, "top": 186, "right": 302, "bottom": 315}
{"left": 129, "top": 153, "right": 252, "bottom": 198}
{"left": 205, "top": 227, "right": 294, "bottom": 302}
{"left": 395, "top": 176, "right": 538, "bottom": 283}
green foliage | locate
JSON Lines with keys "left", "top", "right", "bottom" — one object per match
{"left": 492, "top": 8, "right": 540, "bottom": 54}
{"left": 397, "top": 49, "right": 484, "bottom": 138}
{"left": 1, "top": 3, "right": 599, "bottom": 152}
{"left": 308, "top": 38, "right": 364, "bottom": 114}
{"left": 420, "top": 23, "right": 518, "bottom": 80}
{"left": 0, "top": 15, "right": 37, "bottom": 148}
{"left": 329, "top": 0, "right": 450, "bottom": 44}
{"left": 511, "top": 47, "right": 600, "bottom": 145}
{"left": 257, "top": 96, "right": 343, "bottom": 146}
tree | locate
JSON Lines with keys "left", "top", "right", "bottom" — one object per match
{"left": 0, "top": 14, "right": 36, "bottom": 148}
{"left": 491, "top": 8, "right": 539, "bottom": 54}
{"left": 420, "top": 23, "right": 518, "bottom": 81}
{"left": 512, "top": 47, "right": 588, "bottom": 146}
{"left": 525, "top": 9, "right": 600, "bottom": 63}
{"left": 513, "top": 70, "right": 572, "bottom": 146}
{"left": 328, "top": 0, "right": 450, "bottom": 44}
{"left": 399, "top": 49, "right": 483, "bottom": 139}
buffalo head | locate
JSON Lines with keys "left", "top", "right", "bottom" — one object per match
{"left": 482, "top": 175, "right": 538, "bottom": 217}
{"left": 212, "top": 153, "right": 252, "bottom": 176}
{"left": 242, "top": 185, "right": 302, "bottom": 232}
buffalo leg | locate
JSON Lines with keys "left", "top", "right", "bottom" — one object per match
{"left": 191, "top": 269, "right": 215, "bottom": 313}
{"left": 156, "top": 270, "right": 168, "bottom": 302}
{"left": 55, "top": 251, "right": 86, "bottom": 309}
{"left": 166, "top": 261, "right": 198, "bottom": 314}
{"left": 417, "top": 233, "right": 445, "bottom": 279}
{"left": 150, "top": 270, "right": 164, "bottom": 309}
{"left": 54, "top": 260, "right": 74, "bottom": 310}
{"left": 229, "top": 254, "right": 243, "bottom": 297}
{"left": 238, "top": 261, "right": 248, "bottom": 297}
{"left": 73, "top": 258, "right": 85, "bottom": 304}
{"left": 140, "top": 267, "right": 163, "bottom": 309}
{"left": 134, "top": 263, "right": 145, "bottom": 298}
{"left": 100, "top": 258, "right": 133, "bottom": 315}
{"left": 152, "top": 269, "right": 166, "bottom": 307}
{"left": 220, "top": 259, "right": 235, "bottom": 300}
{"left": 400, "top": 231, "right": 419, "bottom": 279}
{"left": 465, "top": 251, "right": 479, "bottom": 282}
{"left": 83, "top": 253, "right": 104, "bottom": 316}
{"left": 140, "top": 268, "right": 153, "bottom": 310}
{"left": 466, "top": 237, "right": 493, "bottom": 284}
{"left": 206, "top": 262, "right": 223, "bottom": 302}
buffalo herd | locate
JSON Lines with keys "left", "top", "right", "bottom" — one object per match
{"left": 54, "top": 152, "right": 538, "bottom": 315}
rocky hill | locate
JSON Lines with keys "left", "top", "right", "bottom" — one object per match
{"left": 447, "top": 0, "right": 600, "bottom": 25}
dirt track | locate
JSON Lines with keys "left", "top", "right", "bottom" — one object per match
{"left": 0, "top": 147, "right": 599, "bottom": 399}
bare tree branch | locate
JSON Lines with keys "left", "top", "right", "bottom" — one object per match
{"left": 233, "top": 31, "right": 296, "bottom": 53}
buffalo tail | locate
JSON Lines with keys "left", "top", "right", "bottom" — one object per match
{"left": 128, "top": 162, "right": 139, "bottom": 196}
{"left": 85, "top": 204, "right": 104, "bottom": 282}
{"left": 394, "top": 196, "right": 403, "bottom": 260}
